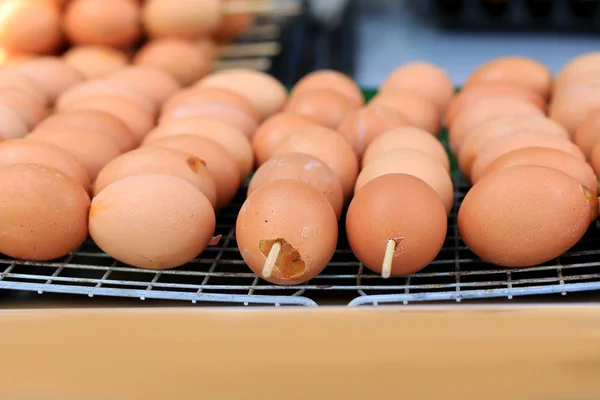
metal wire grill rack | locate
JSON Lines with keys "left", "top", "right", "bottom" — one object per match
{"left": 2, "top": 171, "right": 600, "bottom": 307}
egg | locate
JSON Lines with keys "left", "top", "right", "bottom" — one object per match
{"left": 337, "top": 105, "right": 410, "bottom": 158}
{"left": 272, "top": 126, "right": 359, "bottom": 200}
{"left": 160, "top": 87, "right": 260, "bottom": 138}
{"left": 134, "top": 38, "right": 215, "bottom": 86}
{"left": 143, "top": 134, "right": 240, "bottom": 210}
{"left": 458, "top": 115, "right": 570, "bottom": 178}
{"left": 290, "top": 70, "right": 364, "bottom": 108}
{"left": 549, "top": 84, "right": 600, "bottom": 135}
{"left": 0, "top": 88, "right": 47, "bottom": 129}
{"left": 380, "top": 62, "right": 454, "bottom": 112}
{"left": 0, "top": 138, "right": 90, "bottom": 189}
{"left": 213, "top": 0, "right": 254, "bottom": 43}
{"left": 362, "top": 126, "right": 450, "bottom": 171}
{"left": 575, "top": 112, "right": 600, "bottom": 160}
{"left": 554, "top": 52, "right": 600, "bottom": 93}
{"left": 28, "top": 129, "right": 122, "bottom": 180}
{"left": 587, "top": 141, "right": 600, "bottom": 177}
{"left": 63, "top": 46, "right": 129, "bottom": 79}
{"left": 195, "top": 68, "right": 287, "bottom": 119}
{"left": 0, "top": 104, "right": 28, "bottom": 139}
{"left": 252, "top": 113, "right": 321, "bottom": 165}
{"left": 464, "top": 56, "right": 552, "bottom": 99}
{"left": 0, "top": 69, "right": 48, "bottom": 104}
{"left": 236, "top": 179, "right": 338, "bottom": 285}
{"left": 449, "top": 97, "right": 545, "bottom": 155}
{"left": 107, "top": 66, "right": 181, "bottom": 105}
{"left": 143, "top": 116, "right": 253, "bottom": 180}
{"left": 445, "top": 82, "right": 546, "bottom": 127}
{"left": 470, "top": 133, "right": 585, "bottom": 183}
{"left": 0, "top": 164, "right": 90, "bottom": 260}
{"left": 16, "top": 57, "right": 85, "bottom": 102}
{"left": 458, "top": 165, "right": 598, "bottom": 267}
{"left": 142, "top": 0, "right": 222, "bottom": 38}
{"left": 63, "top": 0, "right": 142, "bottom": 47}
{"left": 0, "top": 0, "right": 62, "bottom": 54}
{"left": 89, "top": 173, "right": 216, "bottom": 269}
{"left": 248, "top": 153, "right": 344, "bottom": 219}
{"left": 369, "top": 91, "right": 440, "bottom": 134}
{"left": 552, "top": 71, "right": 600, "bottom": 98}
{"left": 34, "top": 109, "right": 136, "bottom": 152}
{"left": 355, "top": 148, "right": 453, "bottom": 214}
{"left": 283, "top": 89, "right": 355, "bottom": 129}
{"left": 346, "top": 173, "right": 447, "bottom": 277}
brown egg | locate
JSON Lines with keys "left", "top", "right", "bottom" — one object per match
{"left": 142, "top": 0, "right": 222, "bottom": 38}
{"left": 195, "top": 68, "right": 287, "bottom": 119}
{"left": 458, "top": 165, "right": 597, "bottom": 267}
{"left": 346, "top": 173, "right": 447, "bottom": 277}
{"left": 0, "top": 164, "right": 90, "bottom": 260}
{"left": 63, "top": 0, "right": 141, "bottom": 47}
{"left": 248, "top": 152, "right": 344, "bottom": 219}
{"left": 587, "top": 140, "right": 600, "bottom": 177}
{"left": 0, "top": 139, "right": 90, "bottom": 189}
{"left": 134, "top": 38, "right": 215, "bottom": 86}
{"left": 0, "top": 69, "right": 48, "bottom": 104}
{"left": 0, "top": 88, "right": 47, "bottom": 129}
{"left": 0, "top": 105, "right": 28, "bottom": 139}
{"left": 464, "top": 56, "right": 552, "bottom": 99}
{"left": 143, "top": 116, "right": 254, "bottom": 180}
{"left": 213, "top": 0, "right": 254, "bottom": 42}
{"left": 0, "top": 51, "right": 36, "bottom": 68}
{"left": 459, "top": 115, "right": 570, "bottom": 178}
{"left": 284, "top": 89, "right": 356, "bottom": 129}
{"left": 549, "top": 84, "right": 600, "bottom": 135}
{"left": 63, "top": 46, "right": 129, "bottom": 79}
{"left": 143, "top": 134, "right": 240, "bottom": 210}
{"left": 290, "top": 70, "right": 364, "bottom": 108}
{"left": 28, "top": 129, "right": 122, "bottom": 180}
{"left": 470, "top": 133, "right": 585, "bottom": 183}
{"left": 63, "top": 95, "right": 155, "bottom": 143}
{"left": 575, "top": 111, "right": 600, "bottom": 160}
{"left": 337, "top": 105, "right": 410, "bottom": 158}
{"left": 362, "top": 126, "right": 450, "bottom": 171}
{"left": 0, "top": 0, "right": 62, "bottom": 54}
{"left": 380, "top": 62, "right": 454, "bottom": 112}
{"left": 554, "top": 52, "right": 600, "bottom": 93}
{"left": 90, "top": 173, "right": 216, "bottom": 269}
{"left": 449, "top": 97, "right": 545, "bottom": 155}
{"left": 369, "top": 91, "right": 440, "bottom": 134}
{"left": 35, "top": 109, "right": 136, "bottom": 152}
{"left": 553, "top": 70, "right": 600, "bottom": 98}
{"left": 445, "top": 82, "right": 546, "bottom": 127}
{"left": 236, "top": 179, "right": 338, "bottom": 285}
{"left": 355, "top": 148, "right": 453, "bottom": 214}
{"left": 160, "top": 87, "right": 260, "bottom": 137}
{"left": 272, "top": 126, "right": 358, "bottom": 200}
{"left": 252, "top": 113, "right": 321, "bottom": 165}
{"left": 107, "top": 66, "right": 181, "bottom": 105}
{"left": 16, "top": 57, "right": 85, "bottom": 102}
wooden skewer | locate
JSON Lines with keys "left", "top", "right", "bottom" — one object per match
{"left": 220, "top": 0, "right": 302, "bottom": 16}
{"left": 213, "top": 57, "right": 271, "bottom": 71}
{"left": 218, "top": 41, "right": 281, "bottom": 58}
{"left": 381, "top": 239, "right": 396, "bottom": 279}
{"left": 262, "top": 241, "right": 281, "bottom": 278}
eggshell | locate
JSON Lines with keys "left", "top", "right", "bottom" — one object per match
{"left": 0, "top": 69, "right": 48, "bottom": 104}
{"left": 63, "top": 0, "right": 142, "bottom": 47}
{"left": 464, "top": 56, "right": 552, "bottom": 99}
{"left": 213, "top": 0, "right": 254, "bottom": 42}
{"left": 338, "top": 105, "right": 410, "bottom": 158}
{"left": 16, "top": 57, "right": 85, "bottom": 102}
{"left": 0, "top": 104, "right": 28, "bottom": 139}
{"left": 236, "top": 180, "right": 338, "bottom": 285}
{"left": 575, "top": 111, "right": 600, "bottom": 160}
{"left": 142, "top": 0, "right": 222, "bottom": 38}
{"left": 458, "top": 115, "right": 570, "bottom": 178}
{"left": 0, "top": 88, "right": 47, "bottom": 129}
{"left": 134, "top": 38, "right": 215, "bottom": 86}
{"left": 35, "top": 109, "right": 136, "bottom": 152}
{"left": 355, "top": 148, "right": 453, "bottom": 214}
{"left": 445, "top": 82, "right": 546, "bottom": 127}
{"left": 89, "top": 173, "right": 216, "bottom": 269}
{"left": 458, "top": 165, "right": 597, "bottom": 267}
{"left": 346, "top": 173, "right": 447, "bottom": 276}
{"left": 369, "top": 91, "right": 440, "bottom": 134}
{"left": 160, "top": 87, "right": 260, "bottom": 137}
{"left": 272, "top": 126, "right": 359, "bottom": 200}
{"left": 290, "top": 70, "right": 364, "bottom": 108}
{"left": 0, "top": 138, "right": 90, "bottom": 189}
{"left": 195, "top": 68, "right": 287, "bottom": 119}
{"left": 549, "top": 84, "right": 600, "bottom": 135}
{"left": 362, "top": 126, "right": 450, "bottom": 171}
{"left": 380, "top": 62, "right": 454, "bottom": 112}
{"left": 284, "top": 89, "right": 356, "bottom": 129}
{"left": 0, "top": 0, "right": 62, "bottom": 54}
{"left": 449, "top": 97, "right": 545, "bottom": 155}
{"left": 587, "top": 140, "right": 600, "bottom": 177}
{"left": 28, "top": 129, "right": 122, "bottom": 180}
{"left": 470, "top": 132, "right": 585, "bottom": 183}
{"left": 144, "top": 116, "right": 253, "bottom": 180}
{"left": 107, "top": 66, "right": 181, "bottom": 105}
{"left": 481, "top": 147, "right": 597, "bottom": 195}
{"left": 252, "top": 113, "right": 321, "bottom": 165}
{"left": 553, "top": 70, "right": 600, "bottom": 98}
{"left": 143, "top": 134, "right": 240, "bottom": 210}
{"left": 63, "top": 46, "right": 129, "bottom": 79}
{"left": 248, "top": 153, "right": 344, "bottom": 219}
{"left": 555, "top": 52, "right": 600, "bottom": 93}
{"left": 0, "top": 164, "right": 90, "bottom": 260}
